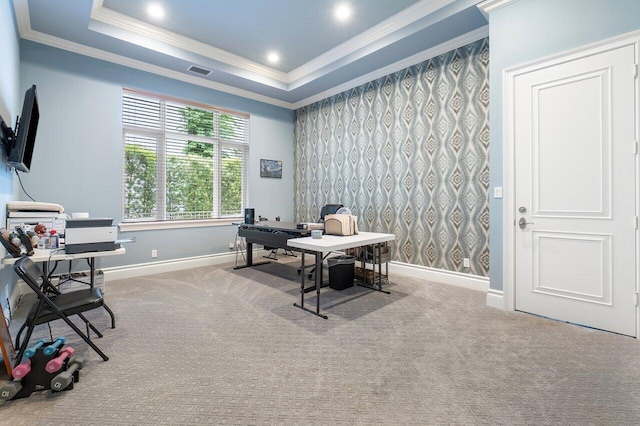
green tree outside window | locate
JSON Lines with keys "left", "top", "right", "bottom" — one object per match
{"left": 123, "top": 94, "right": 246, "bottom": 221}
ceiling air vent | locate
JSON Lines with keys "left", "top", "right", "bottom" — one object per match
{"left": 188, "top": 65, "right": 212, "bottom": 76}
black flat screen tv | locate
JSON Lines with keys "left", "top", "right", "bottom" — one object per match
{"left": 8, "top": 85, "right": 39, "bottom": 173}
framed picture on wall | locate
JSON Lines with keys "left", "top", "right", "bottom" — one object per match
{"left": 260, "top": 159, "right": 282, "bottom": 178}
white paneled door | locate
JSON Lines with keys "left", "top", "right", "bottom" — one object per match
{"left": 513, "top": 43, "right": 637, "bottom": 336}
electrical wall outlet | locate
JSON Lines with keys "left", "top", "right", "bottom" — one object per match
{"left": 151, "top": 249, "right": 158, "bottom": 258}
{"left": 229, "top": 243, "right": 235, "bottom": 250}
{"left": 463, "top": 258, "right": 470, "bottom": 268}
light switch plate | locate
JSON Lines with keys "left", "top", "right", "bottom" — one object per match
{"left": 493, "top": 186, "right": 503, "bottom": 198}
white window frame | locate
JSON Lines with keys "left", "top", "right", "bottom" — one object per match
{"left": 120, "top": 88, "right": 249, "bottom": 231}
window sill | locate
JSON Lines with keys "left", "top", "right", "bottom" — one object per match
{"left": 118, "top": 218, "right": 241, "bottom": 232}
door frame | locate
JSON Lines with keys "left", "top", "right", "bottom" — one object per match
{"left": 502, "top": 30, "right": 640, "bottom": 337}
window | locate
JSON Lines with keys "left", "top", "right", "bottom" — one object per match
{"left": 122, "top": 88, "right": 249, "bottom": 223}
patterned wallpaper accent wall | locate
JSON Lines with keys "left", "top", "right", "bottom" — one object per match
{"left": 293, "top": 38, "right": 490, "bottom": 276}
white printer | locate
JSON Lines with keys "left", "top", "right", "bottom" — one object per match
{"left": 65, "top": 218, "right": 117, "bottom": 254}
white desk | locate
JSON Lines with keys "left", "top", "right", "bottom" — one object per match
{"left": 287, "top": 232, "right": 395, "bottom": 318}
{"left": 2, "top": 247, "right": 125, "bottom": 287}
{"left": 2, "top": 247, "right": 125, "bottom": 328}
{"left": 2, "top": 246, "right": 126, "bottom": 264}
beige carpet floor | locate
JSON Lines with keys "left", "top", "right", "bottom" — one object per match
{"left": 1, "top": 257, "right": 640, "bottom": 425}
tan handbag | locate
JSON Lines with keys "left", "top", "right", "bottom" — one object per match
{"left": 324, "top": 214, "right": 359, "bottom": 236}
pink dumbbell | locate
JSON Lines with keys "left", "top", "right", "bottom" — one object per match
{"left": 45, "top": 347, "right": 75, "bottom": 373}
{"left": 12, "top": 359, "right": 31, "bottom": 379}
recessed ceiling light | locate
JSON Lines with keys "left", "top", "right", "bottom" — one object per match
{"left": 147, "top": 3, "right": 165, "bottom": 20}
{"left": 335, "top": 4, "right": 352, "bottom": 21}
{"left": 267, "top": 52, "right": 280, "bottom": 64}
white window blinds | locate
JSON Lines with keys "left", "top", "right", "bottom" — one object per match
{"left": 122, "top": 88, "right": 249, "bottom": 222}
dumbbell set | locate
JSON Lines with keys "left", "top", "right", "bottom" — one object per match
{"left": 0, "top": 337, "right": 86, "bottom": 401}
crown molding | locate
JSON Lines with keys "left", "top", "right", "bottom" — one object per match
{"left": 12, "top": 0, "right": 30, "bottom": 35}
{"left": 287, "top": 0, "right": 456, "bottom": 82}
{"left": 13, "top": 14, "right": 293, "bottom": 110}
{"left": 89, "top": 0, "right": 457, "bottom": 88}
{"left": 292, "top": 25, "right": 488, "bottom": 109}
{"left": 477, "top": 0, "right": 519, "bottom": 18}
{"left": 89, "top": 0, "right": 288, "bottom": 84}
{"left": 14, "top": 0, "right": 292, "bottom": 108}
{"left": 14, "top": 0, "right": 487, "bottom": 111}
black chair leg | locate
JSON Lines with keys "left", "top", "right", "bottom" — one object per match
{"left": 15, "top": 299, "right": 48, "bottom": 357}
{"left": 56, "top": 311, "right": 109, "bottom": 361}
{"left": 77, "top": 313, "right": 103, "bottom": 338}
{"left": 14, "top": 322, "right": 27, "bottom": 350}
{"left": 23, "top": 285, "right": 108, "bottom": 361}
{"left": 14, "top": 322, "right": 37, "bottom": 365}
{"left": 103, "top": 303, "right": 115, "bottom": 329}
{"left": 13, "top": 256, "right": 110, "bottom": 362}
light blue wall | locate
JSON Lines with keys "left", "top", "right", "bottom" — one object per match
{"left": 0, "top": 0, "right": 21, "bottom": 316}
{"left": 14, "top": 0, "right": 640, "bottom": 290}
{"left": 0, "top": 0, "right": 19, "bottom": 210}
{"left": 19, "top": 41, "right": 294, "bottom": 268}
{"left": 489, "top": 0, "right": 640, "bottom": 291}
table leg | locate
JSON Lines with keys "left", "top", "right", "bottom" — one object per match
{"left": 233, "top": 241, "right": 270, "bottom": 270}
{"left": 356, "top": 243, "right": 391, "bottom": 294}
{"left": 246, "top": 242, "right": 253, "bottom": 266}
{"left": 377, "top": 243, "right": 382, "bottom": 290}
{"left": 294, "top": 250, "right": 328, "bottom": 319}
{"left": 315, "top": 251, "right": 322, "bottom": 315}
{"left": 88, "top": 256, "right": 116, "bottom": 329}
{"left": 89, "top": 257, "right": 95, "bottom": 287}
{"left": 300, "top": 251, "right": 305, "bottom": 308}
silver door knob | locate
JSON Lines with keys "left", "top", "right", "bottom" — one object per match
{"left": 518, "top": 217, "right": 534, "bottom": 229}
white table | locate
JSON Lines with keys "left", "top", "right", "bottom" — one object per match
{"left": 2, "top": 247, "right": 126, "bottom": 327}
{"left": 2, "top": 247, "right": 125, "bottom": 286}
{"left": 287, "top": 232, "right": 395, "bottom": 318}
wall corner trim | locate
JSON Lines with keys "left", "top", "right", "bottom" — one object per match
{"left": 477, "top": 0, "right": 519, "bottom": 18}
{"left": 486, "top": 288, "right": 504, "bottom": 309}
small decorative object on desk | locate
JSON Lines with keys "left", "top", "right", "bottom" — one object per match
{"left": 48, "top": 230, "right": 59, "bottom": 249}
{"left": 311, "top": 230, "right": 322, "bottom": 239}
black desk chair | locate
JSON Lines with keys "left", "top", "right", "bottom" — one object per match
{"left": 12, "top": 256, "right": 110, "bottom": 362}
{"left": 298, "top": 204, "right": 344, "bottom": 279}
{"left": 320, "top": 204, "right": 343, "bottom": 222}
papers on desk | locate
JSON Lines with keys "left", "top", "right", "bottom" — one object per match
{"left": 7, "top": 201, "right": 64, "bottom": 214}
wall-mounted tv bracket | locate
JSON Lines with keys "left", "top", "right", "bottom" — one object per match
{"left": 0, "top": 115, "right": 16, "bottom": 156}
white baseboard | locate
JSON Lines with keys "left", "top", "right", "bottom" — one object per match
{"left": 25, "top": 251, "right": 496, "bottom": 304}
{"left": 388, "top": 261, "right": 489, "bottom": 292}
{"left": 102, "top": 251, "right": 240, "bottom": 281}
{"left": 486, "top": 288, "right": 504, "bottom": 309}
{"left": 13, "top": 250, "right": 252, "bottom": 298}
